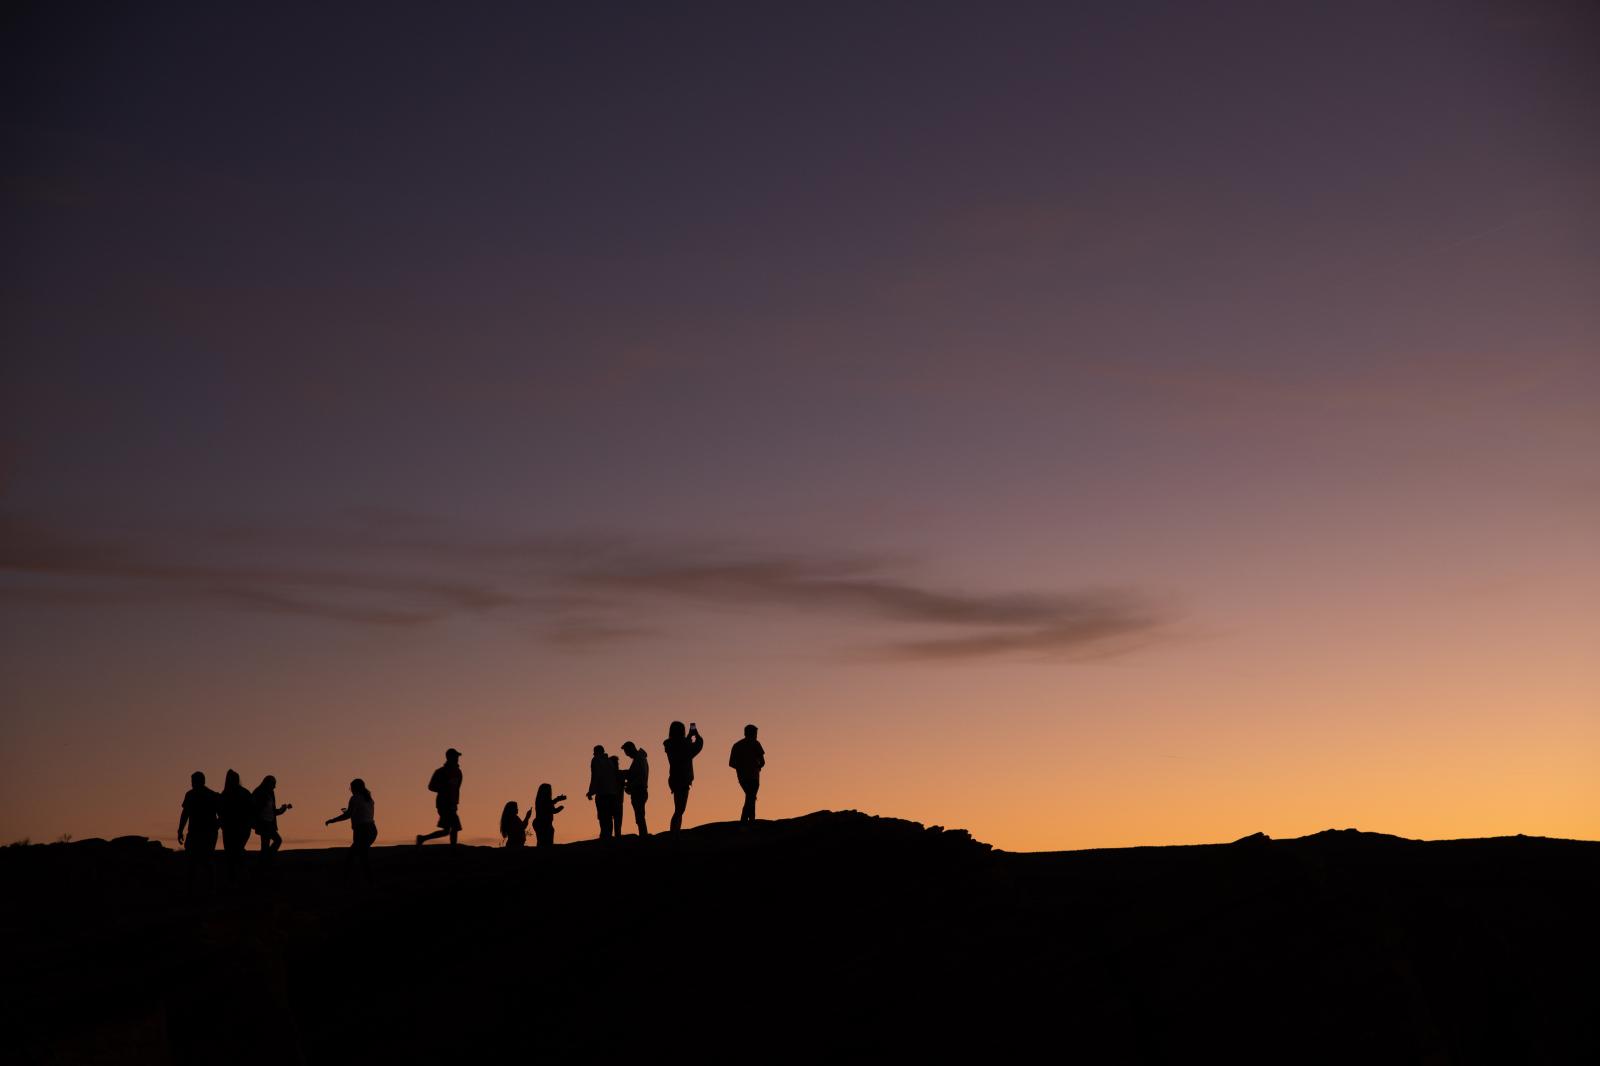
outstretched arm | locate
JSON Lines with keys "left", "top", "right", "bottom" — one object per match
{"left": 325, "top": 809, "right": 351, "bottom": 826}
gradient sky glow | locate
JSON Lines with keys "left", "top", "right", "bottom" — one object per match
{"left": 3, "top": 3, "right": 1596, "bottom": 850}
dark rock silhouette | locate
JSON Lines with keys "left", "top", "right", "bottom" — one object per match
{"left": 2, "top": 816, "right": 1596, "bottom": 1064}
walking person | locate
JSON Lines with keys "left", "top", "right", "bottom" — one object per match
{"left": 416, "top": 748, "right": 463, "bottom": 846}
{"left": 219, "top": 769, "right": 256, "bottom": 883}
{"left": 586, "top": 745, "right": 620, "bottom": 840}
{"left": 325, "top": 778, "right": 377, "bottom": 881}
{"left": 177, "top": 770, "right": 219, "bottom": 896}
{"left": 252, "top": 774, "right": 291, "bottom": 862}
{"left": 620, "top": 741, "right": 650, "bottom": 837}
{"left": 729, "top": 724, "right": 766, "bottom": 823}
{"left": 532, "top": 783, "right": 566, "bottom": 847}
{"left": 501, "top": 800, "right": 532, "bottom": 848}
{"left": 662, "top": 721, "right": 704, "bottom": 834}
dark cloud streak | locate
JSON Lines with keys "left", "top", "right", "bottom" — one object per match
{"left": 0, "top": 511, "right": 1172, "bottom": 661}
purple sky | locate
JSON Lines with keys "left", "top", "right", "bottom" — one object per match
{"left": 3, "top": 3, "right": 1596, "bottom": 849}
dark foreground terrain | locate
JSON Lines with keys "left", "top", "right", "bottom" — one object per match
{"left": 4, "top": 813, "right": 1595, "bottom": 1064}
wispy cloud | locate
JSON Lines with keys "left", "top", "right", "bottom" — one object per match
{"left": 0, "top": 510, "right": 1172, "bottom": 661}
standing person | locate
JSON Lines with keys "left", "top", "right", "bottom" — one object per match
{"left": 325, "top": 779, "right": 377, "bottom": 881}
{"left": 500, "top": 801, "right": 531, "bottom": 848}
{"left": 620, "top": 741, "right": 650, "bottom": 837}
{"left": 586, "top": 745, "right": 620, "bottom": 840}
{"left": 177, "top": 771, "right": 219, "bottom": 895}
{"left": 532, "top": 784, "right": 566, "bottom": 847}
{"left": 219, "top": 769, "right": 256, "bottom": 883}
{"left": 252, "top": 774, "right": 291, "bottom": 859}
{"left": 729, "top": 724, "right": 767, "bottom": 823}
{"left": 609, "top": 755, "right": 626, "bottom": 837}
{"left": 416, "top": 748, "right": 463, "bottom": 847}
{"left": 662, "top": 721, "right": 704, "bottom": 834}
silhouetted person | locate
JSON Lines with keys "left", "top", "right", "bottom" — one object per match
{"left": 609, "top": 755, "right": 626, "bottom": 836}
{"left": 416, "top": 748, "right": 463, "bottom": 846}
{"left": 587, "top": 745, "right": 620, "bottom": 840}
{"left": 252, "top": 774, "right": 291, "bottom": 861}
{"left": 729, "top": 724, "right": 766, "bottom": 823}
{"left": 326, "top": 778, "right": 377, "bottom": 881}
{"left": 501, "top": 800, "right": 531, "bottom": 847}
{"left": 219, "top": 769, "right": 255, "bottom": 882}
{"left": 533, "top": 783, "right": 565, "bottom": 847}
{"left": 662, "top": 721, "right": 704, "bottom": 834}
{"left": 177, "top": 770, "right": 219, "bottom": 895}
{"left": 621, "top": 741, "right": 649, "bottom": 836}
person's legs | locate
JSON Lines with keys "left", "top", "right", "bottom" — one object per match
{"left": 740, "top": 778, "right": 758, "bottom": 822}
{"left": 632, "top": 793, "right": 649, "bottom": 836}
{"left": 357, "top": 824, "right": 376, "bottom": 880}
{"left": 670, "top": 787, "right": 689, "bottom": 833}
{"left": 595, "top": 797, "right": 611, "bottom": 839}
{"left": 612, "top": 796, "right": 624, "bottom": 837}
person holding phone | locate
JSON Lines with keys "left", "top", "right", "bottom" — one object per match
{"left": 662, "top": 721, "right": 704, "bottom": 834}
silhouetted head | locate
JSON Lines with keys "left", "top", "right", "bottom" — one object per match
{"left": 445, "top": 748, "right": 461, "bottom": 764}
{"left": 621, "top": 741, "right": 637, "bottom": 757}
{"left": 744, "top": 724, "right": 758, "bottom": 740}
{"left": 350, "top": 778, "right": 369, "bottom": 797}
{"left": 537, "top": 783, "right": 553, "bottom": 805}
{"left": 668, "top": 721, "right": 686, "bottom": 740}
{"left": 191, "top": 771, "right": 205, "bottom": 788}
{"left": 610, "top": 755, "right": 620, "bottom": 767}
{"left": 261, "top": 774, "right": 276, "bottom": 790}
{"left": 225, "top": 769, "right": 241, "bottom": 789}
{"left": 500, "top": 801, "right": 518, "bottom": 833}
{"left": 593, "top": 744, "right": 606, "bottom": 757}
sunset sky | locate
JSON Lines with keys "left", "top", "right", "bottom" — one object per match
{"left": 3, "top": 3, "right": 1596, "bottom": 851}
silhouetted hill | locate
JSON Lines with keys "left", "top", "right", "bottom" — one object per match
{"left": 3, "top": 813, "right": 1595, "bottom": 1064}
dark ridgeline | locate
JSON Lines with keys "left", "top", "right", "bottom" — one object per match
{"left": 500, "top": 801, "right": 531, "bottom": 847}
{"left": 4, "top": 816, "right": 1597, "bottom": 1064}
{"left": 663, "top": 720, "right": 704, "bottom": 833}
{"left": 416, "top": 748, "right": 463, "bottom": 846}
{"left": 729, "top": 724, "right": 765, "bottom": 823}
{"left": 533, "top": 783, "right": 566, "bottom": 847}
{"left": 621, "top": 741, "right": 649, "bottom": 836}
{"left": 324, "top": 778, "right": 377, "bottom": 879}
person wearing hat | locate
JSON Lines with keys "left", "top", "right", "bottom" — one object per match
{"left": 416, "top": 747, "right": 464, "bottom": 846}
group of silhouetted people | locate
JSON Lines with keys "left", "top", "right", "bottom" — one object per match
{"left": 177, "top": 769, "right": 293, "bottom": 891}
{"left": 179, "top": 723, "right": 767, "bottom": 887}
{"left": 579, "top": 722, "right": 763, "bottom": 840}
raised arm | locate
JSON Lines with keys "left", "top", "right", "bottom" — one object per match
{"left": 689, "top": 732, "right": 704, "bottom": 757}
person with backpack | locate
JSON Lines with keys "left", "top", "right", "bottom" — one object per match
{"left": 416, "top": 748, "right": 463, "bottom": 846}
{"left": 252, "top": 774, "right": 291, "bottom": 861}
